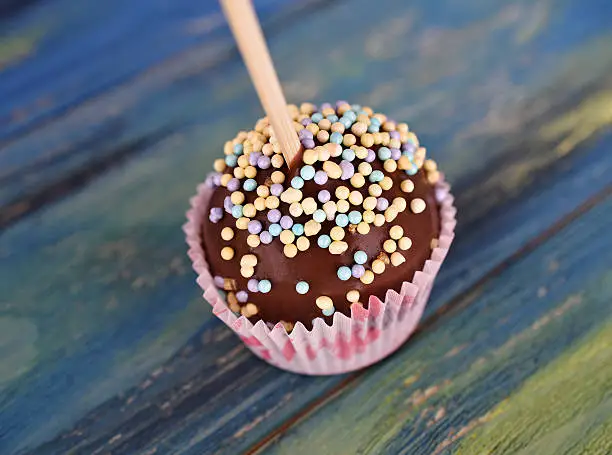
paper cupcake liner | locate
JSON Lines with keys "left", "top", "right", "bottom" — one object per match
{"left": 184, "top": 175, "right": 456, "bottom": 375}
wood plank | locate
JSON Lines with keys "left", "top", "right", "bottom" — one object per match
{"left": 257, "top": 196, "right": 612, "bottom": 455}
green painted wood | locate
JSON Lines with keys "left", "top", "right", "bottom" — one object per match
{"left": 261, "top": 193, "right": 612, "bottom": 455}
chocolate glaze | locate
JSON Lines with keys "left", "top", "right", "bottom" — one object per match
{"left": 201, "top": 163, "right": 440, "bottom": 328}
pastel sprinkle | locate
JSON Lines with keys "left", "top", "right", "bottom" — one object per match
{"left": 400, "top": 179, "right": 414, "bottom": 193}
{"left": 258, "top": 279, "right": 272, "bottom": 293}
{"left": 247, "top": 233, "right": 261, "bottom": 247}
{"left": 233, "top": 143, "right": 243, "bottom": 155}
{"left": 280, "top": 188, "right": 303, "bottom": 203}
{"left": 337, "top": 266, "right": 352, "bottom": 281}
{"left": 342, "top": 149, "right": 355, "bottom": 161}
{"left": 231, "top": 205, "right": 243, "bottom": 218}
{"left": 296, "top": 281, "right": 310, "bottom": 294}
{"left": 365, "top": 149, "right": 376, "bottom": 162}
{"left": 236, "top": 291, "right": 248, "bottom": 302}
{"left": 280, "top": 215, "right": 294, "bottom": 230}
{"left": 391, "top": 252, "right": 406, "bottom": 266}
{"left": 260, "top": 231, "right": 273, "bottom": 244}
{"left": 314, "top": 170, "right": 329, "bottom": 185}
{"left": 247, "top": 279, "right": 259, "bottom": 292}
{"left": 322, "top": 307, "right": 335, "bottom": 316}
{"left": 340, "top": 161, "right": 355, "bottom": 180}
{"left": 247, "top": 220, "right": 262, "bottom": 234}
{"left": 348, "top": 210, "right": 362, "bottom": 224}
{"left": 377, "top": 197, "right": 389, "bottom": 211}
{"left": 289, "top": 202, "right": 304, "bottom": 217}
{"left": 313, "top": 209, "right": 326, "bottom": 223}
{"left": 284, "top": 243, "right": 298, "bottom": 258}
{"left": 351, "top": 264, "right": 365, "bottom": 278}
{"left": 378, "top": 147, "right": 391, "bottom": 160}
{"left": 330, "top": 226, "right": 345, "bottom": 241}
{"left": 318, "top": 189, "right": 331, "bottom": 203}
{"left": 398, "top": 236, "right": 412, "bottom": 250}
{"left": 301, "top": 197, "right": 317, "bottom": 215}
{"left": 346, "top": 290, "right": 360, "bottom": 303}
{"left": 270, "top": 183, "right": 284, "bottom": 196}
{"left": 221, "top": 247, "right": 234, "bottom": 260}
{"left": 292, "top": 223, "right": 305, "bottom": 236}
{"left": 227, "top": 178, "right": 240, "bottom": 192}
{"left": 225, "top": 155, "right": 238, "bottom": 167}
{"left": 330, "top": 132, "right": 343, "bottom": 144}
{"left": 369, "top": 170, "right": 384, "bottom": 182}
{"left": 221, "top": 227, "right": 234, "bottom": 240}
{"left": 269, "top": 223, "right": 282, "bottom": 237}
{"left": 300, "top": 165, "right": 316, "bottom": 180}
{"left": 291, "top": 176, "right": 304, "bottom": 189}
{"left": 335, "top": 213, "right": 349, "bottom": 227}
{"left": 214, "top": 276, "right": 224, "bottom": 288}
{"left": 257, "top": 155, "right": 271, "bottom": 169}
{"left": 411, "top": 198, "right": 426, "bottom": 213}
{"left": 268, "top": 209, "right": 281, "bottom": 223}
{"left": 296, "top": 236, "right": 310, "bottom": 251}
{"left": 304, "top": 220, "right": 322, "bottom": 236}
{"left": 316, "top": 296, "right": 334, "bottom": 310}
{"left": 354, "top": 251, "right": 368, "bottom": 264}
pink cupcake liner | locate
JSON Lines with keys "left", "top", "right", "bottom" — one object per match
{"left": 184, "top": 175, "right": 456, "bottom": 375}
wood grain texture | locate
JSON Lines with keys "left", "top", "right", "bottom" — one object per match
{"left": 1, "top": 0, "right": 611, "bottom": 454}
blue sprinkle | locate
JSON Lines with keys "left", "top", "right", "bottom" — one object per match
{"left": 292, "top": 223, "right": 305, "bottom": 236}
{"left": 354, "top": 250, "right": 368, "bottom": 264}
{"left": 313, "top": 209, "right": 326, "bottom": 223}
{"left": 243, "top": 178, "right": 257, "bottom": 191}
{"left": 405, "top": 164, "right": 418, "bottom": 176}
{"left": 300, "top": 165, "right": 316, "bottom": 181}
{"left": 225, "top": 155, "right": 238, "bottom": 167}
{"left": 311, "top": 112, "right": 323, "bottom": 123}
{"left": 378, "top": 147, "right": 391, "bottom": 161}
{"left": 326, "top": 114, "right": 339, "bottom": 123}
{"left": 322, "top": 307, "right": 335, "bottom": 316}
{"left": 231, "top": 205, "right": 243, "bottom": 218}
{"left": 367, "top": 124, "right": 380, "bottom": 133}
{"left": 370, "top": 117, "right": 381, "bottom": 126}
{"left": 369, "top": 170, "right": 384, "bottom": 182}
{"left": 269, "top": 223, "right": 282, "bottom": 236}
{"left": 330, "top": 132, "right": 343, "bottom": 144}
{"left": 295, "top": 281, "right": 310, "bottom": 294}
{"left": 337, "top": 266, "right": 352, "bottom": 281}
{"left": 340, "top": 117, "right": 353, "bottom": 129}
{"left": 233, "top": 143, "right": 244, "bottom": 155}
{"left": 291, "top": 176, "right": 305, "bottom": 189}
{"left": 258, "top": 279, "right": 272, "bottom": 293}
{"left": 335, "top": 213, "right": 349, "bottom": 227}
{"left": 348, "top": 211, "right": 362, "bottom": 225}
{"left": 351, "top": 104, "right": 361, "bottom": 112}
{"left": 342, "top": 149, "right": 355, "bottom": 162}
{"left": 317, "top": 235, "right": 332, "bottom": 248}
{"left": 344, "top": 110, "right": 357, "bottom": 122}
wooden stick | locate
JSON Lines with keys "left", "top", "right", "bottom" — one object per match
{"left": 220, "top": 0, "right": 301, "bottom": 168}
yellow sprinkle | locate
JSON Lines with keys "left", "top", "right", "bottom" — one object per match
{"left": 351, "top": 122, "right": 368, "bottom": 136}
{"left": 357, "top": 222, "right": 370, "bottom": 234}
{"left": 372, "top": 259, "right": 385, "bottom": 274}
{"left": 221, "top": 247, "right": 234, "bottom": 260}
{"left": 289, "top": 202, "right": 303, "bottom": 217}
{"left": 265, "top": 195, "right": 280, "bottom": 209}
{"left": 306, "top": 123, "right": 319, "bottom": 135}
{"left": 373, "top": 132, "right": 382, "bottom": 144}
{"left": 224, "top": 141, "right": 233, "bottom": 156}
{"left": 331, "top": 122, "right": 345, "bottom": 134}
{"left": 240, "top": 267, "right": 254, "bottom": 278}
{"left": 398, "top": 237, "right": 412, "bottom": 251}
{"left": 358, "top": 162, "right": 372, "bottom": 176}
{"left": 397, "top": 156, "right": 411, "bottom": 170}
{"left": 317, "top": 146, "right": 331, "bottom": 161}
{"left": 296, "top": 236, "right": 310, "bottom": 251}
{"left": 415, "top": 147, "right": 426, "bottom": 161}
{"left": 380, "top": 176, "right": 393, "bottom": 191}
{"left": 374, "top": 213, "right": 386, "bottom": 227}
{"left": 317, "top": 130, "right": 330, "bottom": 143}
{"left": 316, "top": 296, "right": 334, "bottom": 310}
{"left": 244, "top": 166, "right": 257, "bottom": 179}
{"left": 383, "top": 239, "right": 397, "bottom": 253}
{"left": 362, "top": 210, "right": 375, "bottom": 224}
{"left": 323, "top": 161, "right": 343, "bottom": 179}
{"left": 389, "top": 225, "right": 404, "bottom": 239}
{"left": 221, "top": 227, "right": 234, "bottom": 241}
{"left": 361, "top": 133, "right": 374, "bottom": 148}
{"left": 271, "top": 154, "right": 284, "bottom": 169}
{"left": 390, "top": 252, "right": 406, "bottom": 266}
{"left": 350, "top": 173, "right": 365, "bottom": 189}
{"left": 256, "top": 185, "right": 270, "bottom": 197}
{"left": 385, "top": 206, "right": 398, "bottom": 222}
{"left": 369, "top": 184, "right": 382, "bottom": 197}
{"left": 304, "top": 220, "right": 322, "bottom": 236}
{"left": 380, "top": 132, "right": 390, "bottom": 145}
{"left": 300, "top": 102, "right": 315, "bottom": 115}
{"left": 354, "top": 146, "right": 368, "bottom": 160}
{"left": 247, "top": 234, "right": 261, "bottom": 248}
{"left": 242, "top": 303, "right": 259, "bottom": 317}
{"left": 280, "top": 188, "right": 303, "bottom": 204}
{"left": 360, "top": 270, "right": 374, "bottom": 284}
{"left": 428, "top": 170, "right": 440, "bottom": 184}
{"left": 280, "top": 230, "right": 295, "bottom": 245}
{"left": 389, "top": 138, "right": 402, "bottom": 149}
{"left": 326, "top": 142, "right": 343, "bottom": 157}
{"left": 343, "top": 133, "right": 356, "bottom": 146}
{"left": 330, "top": 226, "right": 345, "bottom": 241}
{"left": 220, "top": 173, "right": 232, "bottom": 187}
{"left": 303, "top": 149, "right": 318, "bottom": 165}
{"left": 400, "top": 179, "right": 414, "bottom": 193}
{"left": 240, "top": 254, "right": 258, "bottom": 267}
{"left": 329, "top": 240, "right": 348, "bottom": 255}
{"left": 397, "top": 122, "right": 409, "bottom": 133}
{"left": 384, "top": 159, "right": 397, "bottom": 173}
{"left": 348, "top": 191, "right": 363, "bottom": 206}
{"left": 254, "top": 197, "right": 266, "bottom": 211}
{"left": 336, "top": 199, "right": 350, "bottom": 213}
{"left": 411, "top": 198, "right": 426, "bottom": 214}
{"left": 236, "top": 218, "right": 250, "bottom": 231}
{"left": 335, "top": 186, "right": 350, "bottom": 200}
{"left": 233, "top": 167, "right": 245, "bottom": 179}
{"left": 230, "top": 191, "right": 244, "bottom": 205}
{"left": 393, "top": 197, "right": 407, "bottom": 212}
{"left": 346, "top": 290, "right": 360, "bottom": 303}
{"left": 424, "top": 159, "right": 437, "bottom": 171}
{"left": 383, "top": 120, "right": 396, "bottom": 131}
{"left": 283, "top": 243, "right": 298, "bottom": 258}
{"left": 243, "top": 203, "right": 256, "bottom": 218}
{"left": 363, "top": 197, "right": 377, "bottom": 211}
{"left": 237, "top": 155, "right": 249, "bottom": 168}
{"left": 213, "top": 158, "right": 225, "bottom": 172}
{"left": 318, "top": 118, "right": 331, "bottom": 130}
{"left": 301, "top": 197, "right": 318, "bottom": 215}
{"left": 271, "top": 171, "right": 285, "bottom": 184}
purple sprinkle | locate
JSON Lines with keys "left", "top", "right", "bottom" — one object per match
{"left": 299, "top": 129, "right": 313, "bottom": 139}
{"left": 301, "top": 118, "right": 312, "bottom": 126}
{"left": 390, "top": 148, "right": 401, "bottom": 160}
{"left": 270, "top": 184, "right": 284, "bottom": 196}
{"left": 336, "top": 100, "right": 348, "bottom": 108}
{"left": 302, "top": 138, "right": 315, "bottom": 149}
{"left": 340, "top": 161, "right": 355, "bottom": 180}
{"left": 352, "top": 264, "right": 365, "bottom": 278}
{"left": 211, "top": 173, "right": 222, "bottom": 187}
{"left": 260, "top": 231, "right": 273, "bottom": 244}
{"left": 227, "top": 178, "right": 240, "bottom": 192}
{"left": 248, "top": 279, "right": 259, "bottom": 292}
{"left": 280, "top": 215, "right": 294, "bottom": 229}
{"left": 365, "top": 149, "right": 376, "bottom": 163}
{"left": 224, "top": 196, "right": 234, "bottom": 213}
{"left": 314, "top": 170, "right": 329, "bottom": 185}
{"left": 257, "top": 155, "right": 271, "bottom": 169}
{"left": 320, "top": 102, "right": 332, "bottom": 110}
{"left": 214, "top": 276, "right": 225, "bottom": 288}
{"left": 318, "top": 189, "right": 331, "bottom": 203}
{"left": 377, "top": 197, "right": 389, "bottom": 211}
{"left": 403, "top": 142, "right": 417, "bottom": 153}
{"left": 249, "top": 152, "right": 261, "bottom": 166}
{"left": 209, "top": 207, "right": 223, "bottom": 223}
{"left": 390, "top": 131, "right": 401, "bottom": 140}
{"left": 236, "top": 291, "right": 248, "bottom": 302}
{"left": 268, "top": 209, "right": 281, "bottom": 223}
{"left": 248, "top": 220, "right": 262, "bottom": 234}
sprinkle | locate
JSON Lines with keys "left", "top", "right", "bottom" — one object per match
{"left": 358, "top": 162, "right": 372, "bottom": 176}
{"left": 304, "top": 220, "right": 322, "bottom": 236}
{"left": 213, "top": 158, "right": 225, "bottom": 172}
{"left": 329, "top": 240, "right": 349, "bottom": 255}
{"left": 231, "top": 192, "right": 245, "bottom": 205}
{"left": 270, "top": 183, "right": 284, "bottom": 196}
{"left": 372, "top": 259, "right": 385, "bottom": 274}
{"left": 268, "top": 209, "right": 281, "bottom": 223}
{"left": 280, "top": 230, "right": 295, "bottom": 245}
{"left": 303, "top": 149, "right": 318, "bottom": 165}
{"left": 385, "top": 206, "right": 399, "bottom": 222}
{"left": 244, "top": 166, "right": 257, "bottom": 179}
{"left": 314, "top": 171, "right": 329, "bottom": 185}
{"left": 316, "top": 296, "right": 334, "bottom": 310}
{"left": 340, "top": 161, "right": 355, "bottom": 180}
{"left": 393, "top": 197, "right": 407, "bottom": 212}
{"left": 354, "top": 250, "right": 368, "bottom": 265}
{"left": 350, "top": 264, "right": 365, "bottom": 278}
{"left": 337, "top": 266, "right": 352, "bottom": 281}
{"left": 390, "top": 252, "right": 406, "bottom": 266}
{"left": 326, "top": 143, "right": 343, "bottom": 157}
{"left": 236, "top": 217, "right": 250, "bottom": 230}
{"left": 301, "top": 197, "right": 317, "bottom": 215}
{"left": 260, "top": 231, "right": 273, "bottom": 244}
{"left": 318, "top": 146, "right": 331, "bottom": 161}
{"left": 335, "top": 186, "right": 350, "bottom": 200}
{"left": 292, "top": 224, "right": 305, "bottom": 236}
{"left": 296, "top": 281, "right": 310, "bottom": 294}
{"left": 302, "top": 139, "right": 315, "bottom": 149}
{"left": 322, "top": 307, "right": 335, "bottom": 316}
{"left": 221, "top": 174, "right": 233, "bottom": 187}
{"left": 209, "top": 207, "right": 223, "bottom": 223}
{"left": 271, "top": 155, "right": 284, "bottom": 168}
{"left": 240, "top": 254, "right": 258, "bottom": 268}
{"left": 241, "top": 267, "right": 254, "bottom": 278}
{"left": 258, "top": 279, "right": 272, "bottom": 293}
{"left": 357, "top": 222, "right": 370, "bottom": 234}
{"left": 398, "top": 237, "right": 412, "bottom": 250}
{"left": 330, "top": 132, "right": 343, "bottom": 144}
{"left": 236, "top": 291, "right": 248, "bottom": 302}
{"left": 311, "top": 112, "right": 323, "bottom": 122}
{"left": 269, "top": 223, "right": 282, "bottom": 237}
{"left": 301, "top": 166, "right": 315, "bottom": 182}
{"left": 361, "top": 133, "right": 374, "bottom": 147}
{"left": 348, "top": 191, "right": 363, "bottom": 206}
{"left": 233, "top": 167, "right": 245, "bottom": 179}
{"left": 378, "top": 147, "right": 391, "bottom": 160}
{"left": 369, "top": 184, "right": 382, "bottom": 197}
{"left": 233, "top": 143, "right": 243, "bottom": 155}
{"left": 242, "top": 303, "right": 258, "bottom": 317}
{"left": 363, "top": 210, "right": 375, "bottom": 224}
{"left": 265, "top": 196, "right": 280, "bottom": 209}
{"left": 225, "top": 155, "right": 238, "bottom": 167}
{"left": 296, "top": 236, "right": 310, "bottom": 251}
{"left": 400, "top": 179, "right": 414, "bottom": 193}
{"left": 351, "top": 122, "right": 367, "bottom": 136}
{"left": 289, "top": 202, "right": 304, "bottom": 217}
{"left": 318, "top": 118, "right": 332, "bottom": 130}
{"left": 336, "top": 200, "right": 350, "bottom": 213}
{"left": 257, "top": 155, "right": 271, "bottom": 169}
{"left": 243, "top": 203, "right": 256, "bottom": 218}
{"left": 280, "top": 216, "right": 294, "bottom": 230}
{"left": 365, "top": 149, "right": 376, "bottom": 163}
{"left": 331, "top": 122, "right": 345, "bottom": 134}
{"left": 248, "top": 220, "right": 262, "bottom": 234}
{"left": 360, "top": 270, "right": 374, "bottom": 284}
{"left": 323, "top": 201, "right": 337, "bottom": 220}
{"left": 227, "top": 178, "right": 241, "bottom": 192}
{"left": 280, "top": 188, "right": 303, "bottom": 204}
{"left": 291, "top": 176, "right": 305, "bottom": 189}
{"left": 350, "top": 173, "right": 365, "bottom": 188}
{"left": 383, "top": 239, "right": 397, "bottom": 253}
{"left": 323, "top": 161, "right": 343, "bottom": 179}
{"left": 313, "top": 209, "right": 326, "bottom": 223}
{"left": 342, "top": 149, "right": 356, "bottom": 161}
{"left": 317, "top": 130, "right": 330, "bottom": 142}
{"left": 271, "top": 171, "right": 285, "bottom": 184}
{"left": 348, "top": 210, "right": 362, "bottom": 224}
{"left": 389, "top": 225, "right": 404, "bottom": 239}
{"left": 346, "top": 290, "right": 360, "bottom": 303}
{"left": 318, "top": 189, "right": 331, "bottom": 203}
{"left": 247, "top": 279, "right": 259, "bottom": 292}
{"left": 428, "top": 170, "right": 440, "bottom": 184}
{"left": 354, "top": 146, "right": 368, "bottom": 160}
{"left": 256, "top": 185, "right": 270, "bottom": 197}
{"left": 318, "top": 234, "right": 332, "bottom": 248}
{"left": 384, "top": 159, "right": 397, "bottom": 172}
{"left": 390, "top": 148, "right": 401, "bottom": 160}
{"left": 374, "top": 213, "right": 386, "bottom": 226}
{"left": 411, "top": 198, "right": 426, "bottom": 213}
{"left": 231, "top": 205, "right": 243, "bottom": 218}
{"left": 221, "top": 227, "right": 234, "bottom": 241}
{"left": 376, "top": 197, "right": 389, "bottom": 211}
{"left": 330, "top": 226, "right": 345, "bottom": 240}
{"left": 221, "top": 247, "right": 234, "bottom": 260}
{"left": 284, "top": 243, "right": 298, "bottom": 258}
{"left": 380, "top": 176, "right": 393, "bottom": 191}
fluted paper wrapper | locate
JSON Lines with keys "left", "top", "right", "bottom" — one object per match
{"left": 184, "top": 175, "right": 456, "bottom": 375}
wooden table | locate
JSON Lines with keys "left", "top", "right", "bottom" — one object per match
{"left": 1, "top": 0, "right": 611, "bottom": 453}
